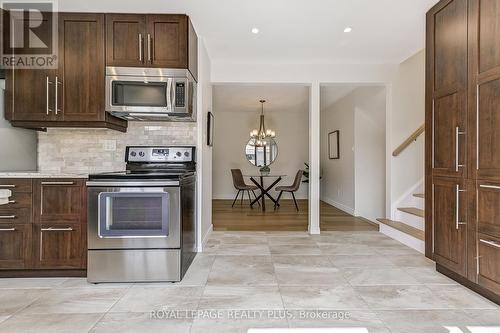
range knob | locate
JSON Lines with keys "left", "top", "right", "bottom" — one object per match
{"left": 184, "top": 151, "right": 190, "bottom": 157}
{"left": 176, "top": 151, "right": 182, "bottom": 157}
{"left": 139, "top": 151, "right": 145, "bottom": 157}
{"left": 130, "top": 151, "right": 137, "bottom": 157}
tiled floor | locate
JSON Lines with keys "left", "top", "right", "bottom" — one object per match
{"left": 0, "top": 231, "right": 499, "bottom": 333}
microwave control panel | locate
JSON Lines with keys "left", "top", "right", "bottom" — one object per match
{"left": 175, "top": 82, "right": 186, "bottom": 108}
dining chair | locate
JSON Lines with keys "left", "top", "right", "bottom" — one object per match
{"left": 231, "top": 169, "right": 260, "bottom": 208}
{"left": 274, "top": 170, "right": 303, "bottom": 211}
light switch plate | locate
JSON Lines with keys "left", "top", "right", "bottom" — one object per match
{"left": 103, "top": 140, "right": 116, "bottom": 151}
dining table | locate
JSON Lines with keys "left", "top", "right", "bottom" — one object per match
{"left": 243, "top": 174, "right": 286, "bottom": 211}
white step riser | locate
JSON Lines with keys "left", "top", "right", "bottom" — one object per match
{"left": 411, "top": 196, "right": 425, "bottom": 210}
{"left": 379, "top": 224, "right": 425, "bottom": 254}
{"left": 395, "top": 210, "right": 424, "bottom": 230}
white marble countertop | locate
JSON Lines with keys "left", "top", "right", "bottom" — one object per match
{"left": 0, "top": 172, "right": 88, "bottom": 178}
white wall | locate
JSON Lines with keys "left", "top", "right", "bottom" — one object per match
{"left": 212, "top": 93, "right": 309, "bottom": 199}
{"left": 0, "top": 80, "right": 38, "bottom": 172}
{"left": 196, "top": 39, "right": 213, "bottom": 250}
{"left": 390, "top": 50, "right": 425, "bottom": 212}
{"left": 320, "top": 86, "right": 386, "bottom": 220}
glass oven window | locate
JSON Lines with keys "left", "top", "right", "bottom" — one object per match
{"left": 98, "top": 192, "right": 169, "bottom": 238}
{"left": 112, "top": 81, "right": 167, "bottom": 107}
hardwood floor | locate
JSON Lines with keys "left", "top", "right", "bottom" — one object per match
{"left": 212, "top": 199, "right": 378, "bottom": 231}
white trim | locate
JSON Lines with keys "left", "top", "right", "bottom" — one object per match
{"left": 0, "top": 79, "right": 5, "bottom": 90}
{"left": 320, "top": 196, "right": 355, "bottom": 216}
{"left": 379, "top": 223, "right": 425, "bottom": 253}
{"left": 308, "top": 82, "right": 321, "bottom": 235}
{"left": 391, "top": 178, "right": 424, "bottom": 220}
{"left": 200, "top": 224, "right": 213, "bottom": 251}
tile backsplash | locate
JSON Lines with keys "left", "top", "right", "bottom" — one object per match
{"left": 38, "top": 122, "right": 197, "bottom": 174}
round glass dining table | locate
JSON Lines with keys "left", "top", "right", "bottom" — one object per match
{"left": 243, "top": 174, "right": 286, "bottom": 211}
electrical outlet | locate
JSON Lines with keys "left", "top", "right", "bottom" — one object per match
{"left": 103, "top": 140, "right": 116, "bottom": 151}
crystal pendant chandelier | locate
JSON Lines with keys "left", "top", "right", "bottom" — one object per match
{"left": 250, "top": 100, "right": 276, "bottom": 147}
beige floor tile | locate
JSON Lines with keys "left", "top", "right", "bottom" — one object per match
{"left": 21, "top": 288, "right": 125, "bottom": 314}
{"left": 0, "top": 313, "right": 102, "bottom": 333}
{"left": 90, "top": 312, "right": 192, "bottom": 333}
{"left": 0, "top": 278, "right": 67, "bottom": 289}
{"left": 387, "top": 254, "right": 435, "bottom": 267}
{"left": 0, "top": 289, "right": 49, "bottom": 316}
{"left": 216, "top": 243, "right": 271, "bottom": 255}
{"left": 318, "top": 243, "right": 374, "bottom": 255}
{"left": 190, "top": 318, "right": 289, "bottom": 333}
{"left": 109, "top": 286, "right": 202, "bottom": 312}
{"left": 280, "top": 285, "right": 369, "bottom": 310}
{"left": 267, "top": 235, "right": 317, "bottom": 245}
{"left": 426, "top": 285, "right": 499, "bottom": 309}
{"left": 342, "top": 267, "right": 420, "bottom": 286}
{"left": 273, "top": 256, "right": 348, "bottom": 286}
{"left": 177, "top": 254, "right": 216, "bottom": 286}
{"left": 207, "top": 256, "right": 277, "bottom": 286}
{"left": 373, "top": 246, "right": 421, "bottom": 256}
{"left": 199, "top": 286, "right": 284, "bottom": 310}
{"left": 462, "top": 309, "right": 500, "bottom": 326}
{"left": 219, "top": 234, "right": 269, "bottom": 244}
{"left": 405, "top": 267, "right": 457, "bottom": 285}
{"left": 328, "top": 255, "right": 395, "bottom": 268}
{"left": 270, "top": 244, "right": 322, "bottom": 255}
{"left": 58, "top": 278, "right": 133, "bottom": 289}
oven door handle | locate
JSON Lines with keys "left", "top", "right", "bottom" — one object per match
{"left": 86, "top": 181, "right": 179, "bottom": 187}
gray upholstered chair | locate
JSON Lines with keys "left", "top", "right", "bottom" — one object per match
{"left": 231, "top": 169, "right": 260, "bottom": 207}
{"left": 275, "top": 170, "right": 303, "bottom": 211}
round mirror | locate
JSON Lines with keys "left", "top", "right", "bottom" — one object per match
{"left": 245, "top": 138, "right": 278, "bottom": 167}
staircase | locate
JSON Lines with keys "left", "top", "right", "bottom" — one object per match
{"left": 377, "top": 192, "right": 425, "bottom": 253}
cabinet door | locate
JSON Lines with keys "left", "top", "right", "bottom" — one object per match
{"left": 477, "top": 181, "right": 500, "bottom": 238}
{"left": 105, "top": 14, "right": 146, "bottom": 66}
{"left": 34, "top": 179, "right": 84, "bottom": 224}
{"left": 432, "top": 177, "right": 468, "bottom": 276}
{"left": 146, "top": 15, "right": 187, "bottom": 68}
{"left": 0, "top": 224, "right": 32, "bottom": 269}
{"left": 428, "top": 0, "right": 469, "bottom": 178}
{"left": 34, "top": 223, "right": 83, "bottom": 269}
{"left": 7, "top": 69, "right": 57, "bottom": 121}
{"left": 469, "top": 0, "right": 500, "bottom": 181}
{"left": 59, "top": 13, "right": 105, "bottom": 122}
{"left": 477, "top": 234, "right": 500, "bottom": 295}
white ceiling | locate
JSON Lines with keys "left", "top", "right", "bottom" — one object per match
{"left": 60, "top": 0, "right": 439, "bottom": 65}
{"left": 213, "top": 85, "right": 309, "bottom": 113}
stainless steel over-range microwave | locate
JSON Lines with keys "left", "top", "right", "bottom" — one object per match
{"left": 105, "top": 67, "right": 196, "bottom": 121}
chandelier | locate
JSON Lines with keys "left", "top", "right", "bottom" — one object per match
{"left": 250, "top": 100, "right": 276, "bottom": 147}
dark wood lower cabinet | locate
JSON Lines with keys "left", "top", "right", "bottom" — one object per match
{"left": 0, "top": 224, "right": 32, "bottom": 269}
{"left": 0, "top": 178, "right": 86, "bottom": 276}
{"left": 477, "top": 233, "right": 500, "bottom": 295}
{"left": 34, "top": 223, "right": 83, "bottom": 269}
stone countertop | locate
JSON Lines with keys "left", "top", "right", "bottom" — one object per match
{"left": 0, "top": 172, "right": 88, "bottom": 178}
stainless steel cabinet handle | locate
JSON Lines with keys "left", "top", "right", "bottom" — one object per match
{"left": 41, "top": 227, "right": 74, "bottom": 232}
{"left": 147, "top": 34, "right": 152, "bottom": 62}
{"left": 55, "top": 76, "right": 62, "bottom": 115}
{"left": 455, "top": 185, "right": 466, "bottom": 230}
{"left": 0, "top": 228, "right": 16, "bottom": 232}
{"left": 138, "top": 33, "right": 143, "bottom": 62}
{"left": 0, "top": 215, "right": 16, "bottom": 219}
{"left": 0, "top": 185, "right": 15, "bottom": 188}
{"left": 480, "top": 185, "right": 500, "bottom": 190}
{"left": 46, "top": 76, "right": 53, "bottom": 114}
{"left": 40, "top": 181, "right": 74, "bottom": 185}
{"left": 480, "top": 239, "right": 500, "bottom": 249}
{"left": 476, "top": 84, "right": 480, "bottom": 170}
{"left": 455, "top": 126, "right": 465, "bottom": 172}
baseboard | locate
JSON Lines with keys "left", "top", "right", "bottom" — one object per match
{"left": 436, "top": 264, "right": 500, "bottom": 306}
{"left": 0, "top": 269, "right": 86, "bottom": 278}
{"left": 200, "top": 224, "right": 213, "bottom": 252}
{"left": 320, "top": 196, "right": 355, "bottom": 215}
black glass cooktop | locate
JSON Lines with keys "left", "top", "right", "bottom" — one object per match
{"left": 88, "top": 170, "right": 195, "bottom": 180}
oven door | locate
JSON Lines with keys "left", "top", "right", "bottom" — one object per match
{"left": 87, "top": 183, "right": 180, "bottom": 250}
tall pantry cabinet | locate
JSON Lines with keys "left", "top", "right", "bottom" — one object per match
{"left": 426, "top": 0, "right": 500, "bottom": 303}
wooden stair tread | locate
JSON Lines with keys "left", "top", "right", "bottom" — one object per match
{"left": 398, "top": 207, "right": 424, "bottom": 218}
{"left": 413, "top": 193, "right": 424, "bottom": 198}
{"left": 377, "top": 218, "right": 424, "bottom": 241}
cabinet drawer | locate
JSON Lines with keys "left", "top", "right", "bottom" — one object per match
{"left": 3, "top": 193, "right": 32, "bottom": 209}
{"left": 0, "top": 208, "right": 31, "bottom": 224}
{"left": 477, "top": 234, "right": 500, "bottom": 295}
{"left": 0, "top": 224, "right": 32, "bottom": 269}
{"left": 0, "top": 179, "right": 32, "bottom": 193}
{"left": 477, "top": 182, "right": 500, "bottom": 239}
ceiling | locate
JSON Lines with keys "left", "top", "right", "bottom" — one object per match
{"left": 60, "top": 0, "right": 439, "bottom": 65}
{"left": 213, "top": 85, "right": 309, "bottom": 113}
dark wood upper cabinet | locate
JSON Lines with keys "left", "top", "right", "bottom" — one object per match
{"left": 432, "top": 177, "right": 468, "bottom": 277}
{"left": 105, "top": 14, "right": 146, "bottom": 67}
{"left": 105, "top": 14, "right": 198, "bottom": 80}
{"left": 58, "top": 13, "right": 106, "bottom": 122}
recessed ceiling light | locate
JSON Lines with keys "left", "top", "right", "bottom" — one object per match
{"left": 344, "top": 27, "right": 352, "bottom": 33}
{"left": 251, "top": 27, "right": 260, "bottom": 34}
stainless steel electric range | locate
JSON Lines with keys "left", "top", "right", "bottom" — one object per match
{"left": 86, "top": 146, "right": 196, "bottom": 283}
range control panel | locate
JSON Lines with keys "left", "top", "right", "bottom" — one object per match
{"left": 126, "top": 146, "right": 194, "bottom": 163}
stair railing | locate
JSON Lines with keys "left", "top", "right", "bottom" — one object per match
{"left": 392, "top": 124, "right": 425, "bottom": 157}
